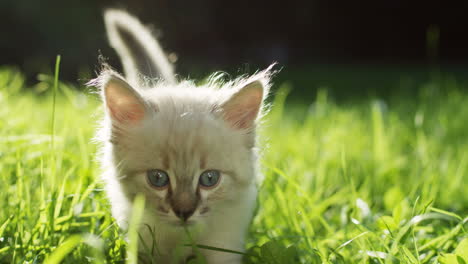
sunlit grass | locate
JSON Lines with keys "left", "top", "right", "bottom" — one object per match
{"left": 0, "top": 66, "right": 466, "bottom": 263}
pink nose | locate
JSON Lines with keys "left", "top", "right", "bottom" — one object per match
{"left": 170, "top": 191, "right": 198, "bottom": 221}
{"left": 173, "top": 208, "right": 195, "bottom": 221}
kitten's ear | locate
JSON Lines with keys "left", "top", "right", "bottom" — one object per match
{"left": 104, "top": 9, "right": 176, "bottom": 85}
{"left": 97, "top": 72, "right": 148, "bottom": 124}
{"left": 221, "top": 80, "right": 267, "bottom": 130}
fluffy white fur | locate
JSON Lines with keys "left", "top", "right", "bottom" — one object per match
{"left": 91, "top": 9, "right": 274, "bottom": 264}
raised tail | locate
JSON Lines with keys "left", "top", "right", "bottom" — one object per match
{"left": 104, "top": 9, "right": 176, "bottom": 85}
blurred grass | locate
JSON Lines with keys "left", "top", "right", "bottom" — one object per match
{"left": 0, "top": 66, "right": 467, "bottom": 263}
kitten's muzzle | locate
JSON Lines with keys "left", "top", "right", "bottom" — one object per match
{"left": 173, "top": 208, "right": 195, "bottom": 222}
{"left": 169, "top": 191, "right": 198, "bottom": 222}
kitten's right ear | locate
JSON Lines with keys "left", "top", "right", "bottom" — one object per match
{"left": 93, "top": 71, "right": 148, "bottom": 124}
{"left": 220, "top": 80, "right": 267, "bottom": 130}
{"left": 104, "top": 9, "right": 176, "bottom": 85}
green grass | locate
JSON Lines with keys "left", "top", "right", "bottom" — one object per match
{"left": 0, "top": 64, "right": 467, "bottom": 263}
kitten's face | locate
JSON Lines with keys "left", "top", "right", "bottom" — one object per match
{"left": 97, "top": 73, "right": 268, "bottom": 226}
{"left": 115, "top": 97, "right": 254, "bottom": 225}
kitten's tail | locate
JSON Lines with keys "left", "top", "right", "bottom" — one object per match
{"left": 104, "top": 9, "right": 176, "bottom": 85}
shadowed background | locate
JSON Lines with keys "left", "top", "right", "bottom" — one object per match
{"left": 1, "top": 0, "right": 468, "bottom": 99}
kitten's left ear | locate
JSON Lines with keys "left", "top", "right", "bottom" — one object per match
{"left": 93, "top": 71, "right": 149, "bottom": 124}
{"left": 221, "top": 80, "right": 268, "bottom": 130}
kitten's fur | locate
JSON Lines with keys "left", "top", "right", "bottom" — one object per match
{"left": 91, "top": 9, "right": 273, "bottom": 263}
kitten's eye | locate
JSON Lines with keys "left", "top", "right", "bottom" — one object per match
{"left": 199, "top": 170, "right": 221, "bottom": 188}
{"left": 146, "top": 169, "right": 170, "bottom": 188}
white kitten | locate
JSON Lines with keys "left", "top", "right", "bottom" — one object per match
{"left": 91, "top": 9, "right": 273, "bottom": 263}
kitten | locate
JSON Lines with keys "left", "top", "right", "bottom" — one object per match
{"left": 91, "top": 9, "right": 273, "bottom": 263}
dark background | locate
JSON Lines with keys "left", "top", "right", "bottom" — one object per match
{"left": 1, "top": 0, "right": 467, "bottom": 95}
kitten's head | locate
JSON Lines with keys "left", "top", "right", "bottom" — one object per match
{"left": 92, "top": 67, "right": 272, "bottom": 226}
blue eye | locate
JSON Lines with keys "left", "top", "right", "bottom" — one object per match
{"left": 199, "top": 170, "right": 221, "bottom": 188}
{"left": 146, "top": 169, "right": 170, "bottom": 188}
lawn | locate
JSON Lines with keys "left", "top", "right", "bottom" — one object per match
{"left": 0, "top": 64, "right": 467, "bottom": 263}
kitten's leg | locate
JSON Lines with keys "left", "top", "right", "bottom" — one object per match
{"left": 198, "top": 187, "right": 256, "bottom": 264}
{"left": 200, "top": 250, "right": 243, "bottom": 264}
{"left": 198, "top": 212, "right": 253, "bottom": 262}
{"left": 196, "top": 221, "right": 245, "bottom": 264}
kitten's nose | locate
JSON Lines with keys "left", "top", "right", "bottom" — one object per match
{"left": 173, "top": 208, "right": 195, "bottom": 222}
{"left": 170, "top": 191, "right": 198, "bottom": 222}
